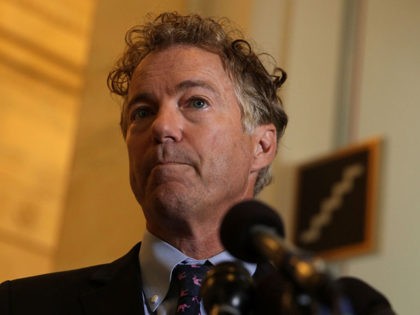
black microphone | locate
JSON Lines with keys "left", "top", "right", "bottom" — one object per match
{"left": 201, "top": 261, "right": 255, "bottom": 315}
{"left": 220, "top": 199, "right": 285, "bottom": 263}
{"left": 336, "top": 277, "right": 396, "bottom": 315}
{"left": 220, "top": 200, "right": 396, "bottom": 315}
{"left": 220, "top": 200, "right": 332, "bottom": 298}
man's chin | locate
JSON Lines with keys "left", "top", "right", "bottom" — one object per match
{"left": 143, "top": 184, "right": 196, "bottom": 213}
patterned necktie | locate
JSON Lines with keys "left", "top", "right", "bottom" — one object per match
{"left": 173, "top": 263, "right": 211, "bottom": 315}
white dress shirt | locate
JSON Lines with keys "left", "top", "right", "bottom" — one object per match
{"left": 139, "top": 231, "right": 256, "bottom": 315}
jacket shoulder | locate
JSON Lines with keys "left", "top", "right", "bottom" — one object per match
{"left": 0, "top": 243, "right": 141, "bottom": 315}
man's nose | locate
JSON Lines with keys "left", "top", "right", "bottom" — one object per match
{"left": 151, "top": 104, "right": 183, "bottom": 143}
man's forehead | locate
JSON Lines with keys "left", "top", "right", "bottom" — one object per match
{"left": 128, "top": 45, "right": 233, "bottom": 96}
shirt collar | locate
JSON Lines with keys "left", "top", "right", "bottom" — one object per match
{"left": 140, "top": 231, "right": 187, "bottom": 311}
{"left": 139, "top": 231, "right": 257, "bottom": 312}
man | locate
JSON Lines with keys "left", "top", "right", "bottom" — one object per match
{"left": 0, "top": 12, "right": 288, "bottom": 314}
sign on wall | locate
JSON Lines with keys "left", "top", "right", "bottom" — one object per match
{"left": 293, "top": 138, "right": 381, "bottom": 260}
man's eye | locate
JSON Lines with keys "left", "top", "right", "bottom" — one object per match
{"left": 190, "top": 98, "right": 208, "bottom": 109}
{"left": 131, "top": 107, "right": 152, "bottom": 120}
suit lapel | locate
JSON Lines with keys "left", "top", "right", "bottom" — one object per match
{"left": 80, "top": 243, "right": 145, "bottom": 315}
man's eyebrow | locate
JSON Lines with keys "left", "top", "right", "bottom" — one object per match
{"left": 127, "top": 92, "right": 154, "bottom": 108}
{"left": 175, "top": 80, "right": 218, "bottom": 94}
{"left": 126, "top": 80, "right": 218, "bottom": 109}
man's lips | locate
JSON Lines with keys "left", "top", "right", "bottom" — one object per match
{"left": 154, "top": 160, "right": 191, "bottom": 167}
{"left": 150, "top": 161, "right": 192, "bottom": 173}
{"left": 142, "top": 145, "right": 198, "bottom": 176}
{"left": 146, "top": 161, "right": 193, "bottom": 186}
{"left": 157, "top": 161, "right": 188, "bottom": 165}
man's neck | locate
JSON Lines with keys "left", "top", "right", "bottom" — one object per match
{"left": 146, "top": 223, "right": 223, "bottom": 259}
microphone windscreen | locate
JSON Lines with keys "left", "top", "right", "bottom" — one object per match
{"left": 220, "top": 199, "right": 285, "bottom": 263}
{"left": 336, "top": 277, "right": 396, "bottom": 315}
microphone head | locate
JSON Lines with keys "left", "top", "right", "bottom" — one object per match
{"left": 220, "top": 199, "right": 285, "bottom": 263}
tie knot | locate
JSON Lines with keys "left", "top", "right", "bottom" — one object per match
{"left": 173, "top": 263, "right": 211, "bottom": 295}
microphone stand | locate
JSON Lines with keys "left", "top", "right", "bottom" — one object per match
{"left": 202, "top": 260, "right": 352, "bottom": 315}
{"left": 253, "top": 269, "right": 353, "bottom": 315}
{"left": 251, "top": 226, "right": 353, "bottom": 315}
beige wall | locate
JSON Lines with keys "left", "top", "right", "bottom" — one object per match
{"left": 345, "top": 0, "right": 420, "bottom": 312}
{"left": 2, "top": 0, "right": 419, "bottom": 312}
{"left": 0, "top": 0, "right": 97, "bottom": 279}
{"left": 266, "top": 0, "right": 420, "bottom": 313}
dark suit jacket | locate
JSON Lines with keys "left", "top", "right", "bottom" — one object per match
{"left": 0, "top": 242, "right": 276, "bottom": 315}
{"left": 0, "top": 243, "right": 144, "bottom": 315}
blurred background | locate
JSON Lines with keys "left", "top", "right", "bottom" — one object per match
{"left": 0, "top": 0, "right": 419, "bottom": 313}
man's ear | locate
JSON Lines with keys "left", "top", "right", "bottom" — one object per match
{"left": 251, "top": 124, "right": 277, "bottom": 172}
